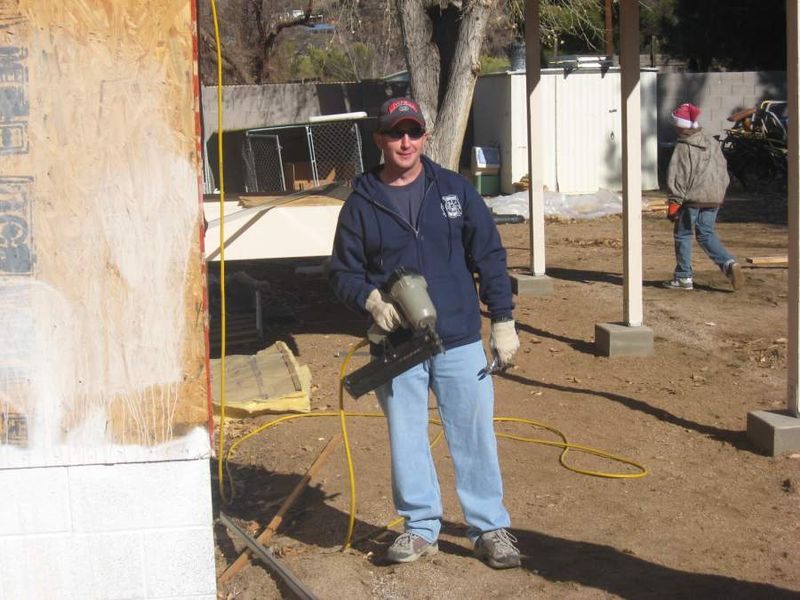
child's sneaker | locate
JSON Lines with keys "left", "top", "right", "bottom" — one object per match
{"left": 663, "top": 277, "right": 693, "bottom": 290}
{"left": 724, "top": 261, "right": 745, "bottom": 290}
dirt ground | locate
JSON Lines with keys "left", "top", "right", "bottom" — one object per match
{"left": 210, "top": 189, "right": 800, "bottom": 600}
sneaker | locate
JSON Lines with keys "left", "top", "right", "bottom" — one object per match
{"left": 474, "top": 529, "right": 521, "bottom": 569}
{"left": 725, "top": 261, "right": 745, "bottom": 290}
{"left": 385, "top": 532, "right": 438, "bottom": 563}
{"left": 663, "top": 277, "right": 693, "bottom": 290}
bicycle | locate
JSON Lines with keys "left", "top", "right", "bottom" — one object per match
{"left": 720, "top": 100, "right": 787, "bottom": 193}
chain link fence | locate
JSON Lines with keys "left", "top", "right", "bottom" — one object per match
{"left": 241, "top": 119, "right": 365, "bottom": 193}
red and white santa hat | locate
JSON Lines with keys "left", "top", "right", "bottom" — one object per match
{"left": 672, "top": 103, "right": 701, "bottom": 129}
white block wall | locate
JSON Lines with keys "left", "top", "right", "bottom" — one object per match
{"left": 657, "top": 71, "right": 788, "bottom": 141}
{"left": 473, "top": 69, "right": 659, "bottom": 195}
{"left": 0, "top": 458, "right": 216, "bottom": 600}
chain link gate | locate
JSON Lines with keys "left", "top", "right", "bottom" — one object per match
{"left": 241, "top": 118, "right": 366, "bottom": 193}
{"left": 243, "top": 132, "right": 286, "bottom": 193}
{"left": 307, "top": 121, "right": 364, "bottom": 185}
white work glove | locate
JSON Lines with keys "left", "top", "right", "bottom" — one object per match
{"left": 490, "top": 319, "right": 520, "bottom": 367}
{"left": 364, "top": 288, "right": 404, "bottom": 333}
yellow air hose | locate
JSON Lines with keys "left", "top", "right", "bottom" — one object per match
{"left": 209, "top": 0, "right": 229, "bottom": 502}
{"left": 221, "top": 337, "right": 649, "bottom": 551}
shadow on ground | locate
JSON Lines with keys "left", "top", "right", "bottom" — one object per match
{"left": 496, "top": 370, "right": 753, "bottom": 452}
{"left": 210, "top": 459, "right": 797, "bottom": 599}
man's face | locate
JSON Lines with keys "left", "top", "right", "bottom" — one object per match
{"left": 373, "top": 120, "right": 428, "bottom": 173}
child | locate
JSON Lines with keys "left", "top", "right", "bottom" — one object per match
{"left": 664, "top": 103, "right": 745, "bottom": 291}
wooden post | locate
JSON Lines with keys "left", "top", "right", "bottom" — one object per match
{"left": 619, "top": 0, "right": 643, "bottom": 327}
{"left": 605, "top": 0, "right": 614, "bottom": 59}
{"left": 787, "top": 0, "right": 800, "bottom": 416}
{"left": 525, "top": 0, "right": 546, "bottom": 277}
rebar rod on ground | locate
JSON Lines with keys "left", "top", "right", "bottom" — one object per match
{"left": 218, "top": 433, "right": 342, "bottom": 584}
{"left": 218, "top": 512, "right": 320, "bottom": 600}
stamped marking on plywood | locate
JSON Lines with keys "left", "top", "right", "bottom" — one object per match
{"left": 0, "top": 176, "right": 34, "bottom": 274}
{"left": 0, "top": 411, "right": 28, "bottom": 446}
{"left": 0, "top": 45, "right": 28, "bottom": 154}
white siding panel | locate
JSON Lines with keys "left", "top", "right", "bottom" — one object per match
{"left": 474, "top": 69, "right": 659, "bottom": 195}
{"left": 556, "top": 72, "right": 622, "bottom": 193}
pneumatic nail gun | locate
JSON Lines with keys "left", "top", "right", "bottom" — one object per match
{"left": 343, "top": 267, "right": 444, "bottom": 398}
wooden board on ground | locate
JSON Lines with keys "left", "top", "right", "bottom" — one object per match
{"left": 210, "top": 342, "right": 311, "bottom": 416}
{"left": 745, "top": 255, "right": 788, "bottom": 266}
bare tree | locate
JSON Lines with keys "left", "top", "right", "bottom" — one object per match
{"left": 398, "top": 0, "right": 498, "bottom": 169}
{"left": 198, "top": 0, "right": 337, "bottom": 84}
{"left": 398, "top": 0, "right": 605, "bottom": 168}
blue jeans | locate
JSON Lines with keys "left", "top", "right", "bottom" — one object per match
{"left": 375, "top": 340, "right": 510, "bottom": 543}
{"left": 673, "top": 206, "right": 735, "bottom": 279}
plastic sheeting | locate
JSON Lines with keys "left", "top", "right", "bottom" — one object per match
{"left": 485, "top": 189, "right": 623, "bottom": 220}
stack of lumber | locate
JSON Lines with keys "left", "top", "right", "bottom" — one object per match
{"left": 238, "top": 182, "right": 350, "bottom": 209}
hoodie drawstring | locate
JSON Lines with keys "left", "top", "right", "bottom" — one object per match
{"left": 370, "top": 202, "right": 384, "bottom": 269}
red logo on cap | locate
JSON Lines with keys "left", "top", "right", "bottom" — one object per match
{"left": 388, "top": 99, "right": 418, "bottom": 114}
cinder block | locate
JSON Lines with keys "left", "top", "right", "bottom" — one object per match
{"left": 0, "top": 467, "right": 70, "bottom": 536}
{"left": 741, "top": 72, "right": 765, "bottom": 86}
{"left": 69, "top": 458, "right": 213, "bottom": 532}
{"left": 594, "top": 322, "right": 654, "bottom": 357}
{"left": 0, "top": 535, "right": 72, "bottom": 600}
{"left": 143, "top": 527, "right": 217, "bottom": 598}
{"left": 510, "top": 273, "right": 553, "bottom": 296}
{"left": 68, "top": 532, "right": 146, "bottom": 599}
{"left": 747, "top": 410, "right": 800, "bottom": 456}
{"left": 730, "top": 84, "right": 757, "bottom": 97}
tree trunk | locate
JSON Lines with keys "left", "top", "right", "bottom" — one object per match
{"left": 397, "top": 0, "right": 497, "bottom": 169}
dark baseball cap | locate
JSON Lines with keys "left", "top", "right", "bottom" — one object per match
{"left": 377, "top": 97, "right": 426, "bottom": 132}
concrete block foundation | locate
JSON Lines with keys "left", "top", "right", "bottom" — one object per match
{"left": 0, "top": 456, "right": 217, "bottom": 600}
{"left": 594, "top": 322, "right": 654, "bottom": 357}
{"left": 510, "top": 273, "right": 553, "bottom": 296}
{"left": 747, "top": 410, "right": 800, "bottom": 456}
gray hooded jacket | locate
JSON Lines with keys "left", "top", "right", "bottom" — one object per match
{"left": 666, "top": 129, "right": 730, "bottom": 207}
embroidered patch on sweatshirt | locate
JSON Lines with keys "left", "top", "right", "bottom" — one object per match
{"left": 441, "top": 194, "right": 462, "bottom": 219}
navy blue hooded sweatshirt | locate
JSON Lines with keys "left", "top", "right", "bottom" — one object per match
{"left": 329, "top": 155, "right": 513, "bottom": 351}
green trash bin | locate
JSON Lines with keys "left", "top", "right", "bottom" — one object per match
{"left": 471, "top": 146, "right": 500, "bottom": 196}
{"left": 474, "top": 173, "right": 500, "bottom": 196}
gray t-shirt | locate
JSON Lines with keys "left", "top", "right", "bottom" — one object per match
{"left": 378, "top": 170, "right": 425, "bottom": 229}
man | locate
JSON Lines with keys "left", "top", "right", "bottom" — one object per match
{"left": 328, "top": 97, "right": 521, "bottom": 569}
{"left": 663, "top": 102, "right": 745, "bottom": 291}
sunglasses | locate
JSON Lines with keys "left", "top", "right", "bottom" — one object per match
{"left": 383, "top": 127, "right": 426, "bottom": 140}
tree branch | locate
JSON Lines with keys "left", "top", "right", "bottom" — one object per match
{"left": 198, "top": 26, "right": 254, "bottom": 84}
